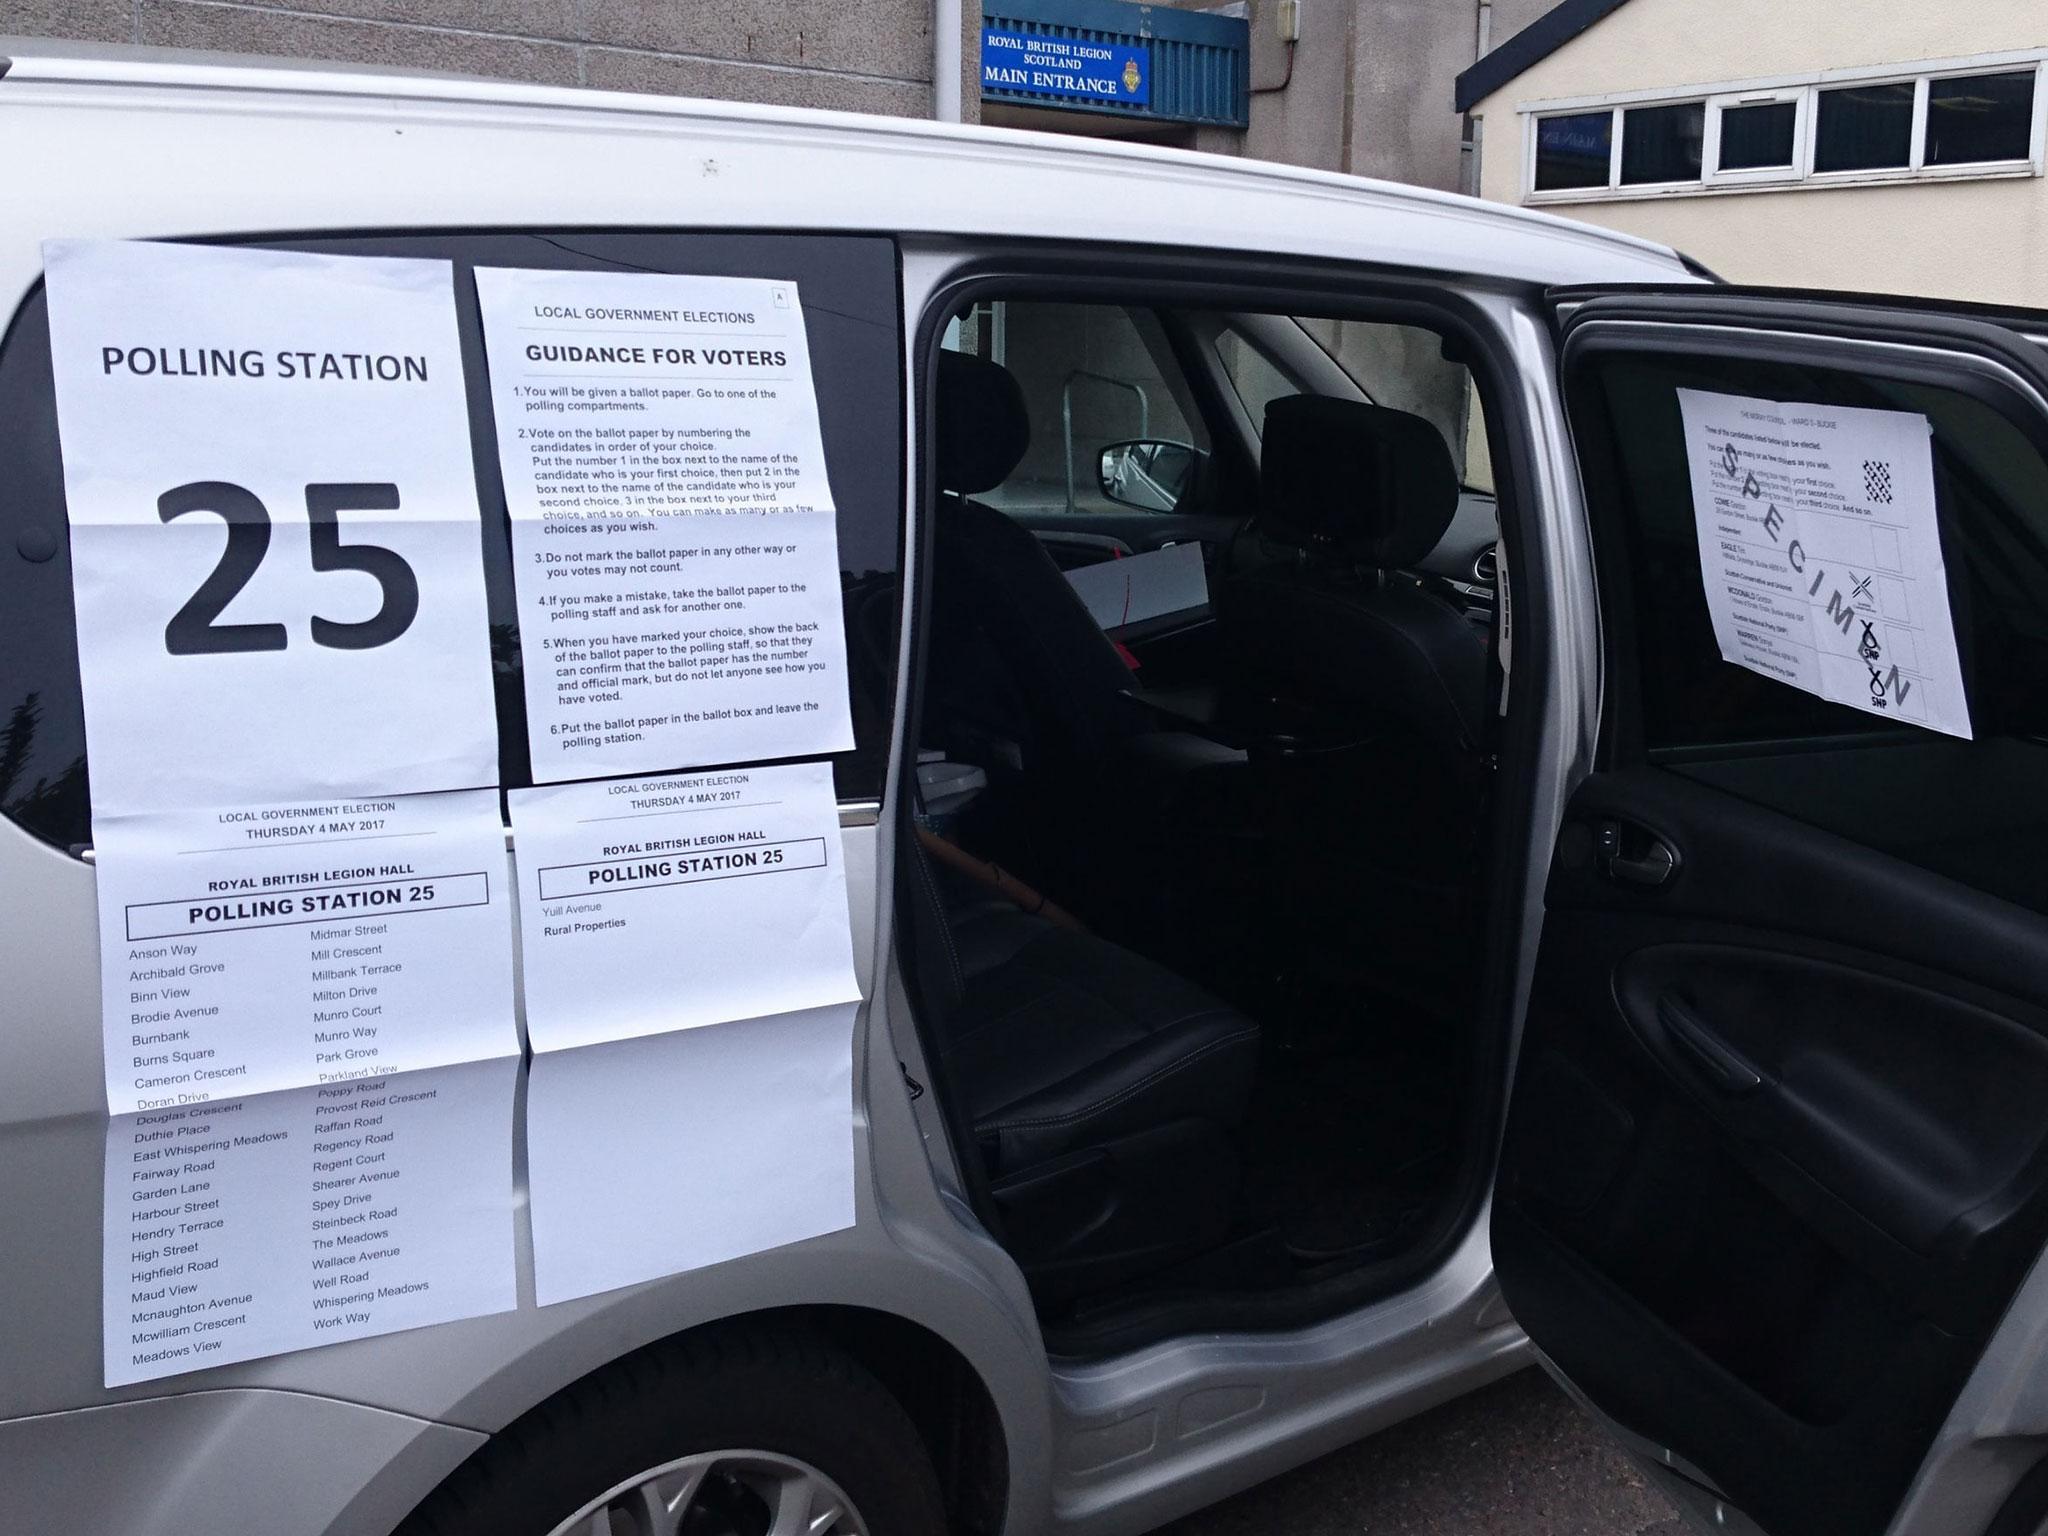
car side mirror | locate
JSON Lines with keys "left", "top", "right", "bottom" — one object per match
{"left": 1097, "top": 439, "right": 1201, "bottom": 512}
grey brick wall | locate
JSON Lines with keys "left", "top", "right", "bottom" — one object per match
{"left": 0, "top": 0, "right": 943, "bottom": 118}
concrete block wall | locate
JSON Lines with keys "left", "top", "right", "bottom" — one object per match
{"left": 0, "top": 0, "right": 946, "bottom": 117}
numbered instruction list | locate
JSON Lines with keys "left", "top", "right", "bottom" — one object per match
{"left": 475, "top": 267, "right": 855, "bottom": 780}
{"left": 1678, "top": 389, "right": 1972, "bottom": 739}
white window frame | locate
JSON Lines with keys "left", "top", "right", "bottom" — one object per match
{"left": 1523, "top": 105, "right": 1621, "bottom": 198}
{"left": 1703, "top": 87, "right": 1806, "bottom": 187}
{"left": 1804, "top": 73, "right": 1924, "bottom": 184}
{"left": 1921, "top": 59, "right": 2048, "bottom": 174}
{"left": 1519, "top": 48, "right": 2048, "bottom": 205}
{"left": 1615, "top": 99, "right": 1708, "bottom": 190}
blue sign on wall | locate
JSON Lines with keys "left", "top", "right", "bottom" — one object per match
{"left": 980, "top": 27, "right": 1150, "bottom": 108}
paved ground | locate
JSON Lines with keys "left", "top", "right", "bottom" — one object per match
{"left": 1156, "top": 1368, "right": 1682, "bottom": 1536}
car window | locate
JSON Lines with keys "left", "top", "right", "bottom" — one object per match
{"left": 1303, "top": 319, "right": 1476, "bottom": 474}
{"left": 1227, "top": 318, "right": 1480, "bottom": 490}
{"left": 1215, "top": 326, "right": 1301, "bottom": 428}
{"left": 0, "top": 230, "right": 904, "bottom": 853}
{"left": 944, "top": 300, "right": 1208, "bottom": 514}
{"left": 1462, "top": 379, "right": 1496, "bottom": 495}
{"left": 1572, "top": 346, "right": 2048, "bottom": 915}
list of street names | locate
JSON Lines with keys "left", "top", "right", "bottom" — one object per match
{"left": 97, "top": 791, "right": 517, "bottom": 1113}
{"left": 106, "top": 1056, "right": 516, "bottom": 1387}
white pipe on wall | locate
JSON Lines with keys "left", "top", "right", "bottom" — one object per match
{"left": 934, "top": 0, "right": 965, "bottom": 121}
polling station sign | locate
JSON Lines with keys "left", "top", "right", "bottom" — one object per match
{"left": 981, "top": 28, "right": 1150, "bottom": 107}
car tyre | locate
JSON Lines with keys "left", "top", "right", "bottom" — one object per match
{"left": 396, "top": 1323, "right": 947, "bottom": 1536}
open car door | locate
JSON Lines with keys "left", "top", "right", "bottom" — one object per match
{"left": 1495, "top": 287, "right": 2048, "bottom": 1536}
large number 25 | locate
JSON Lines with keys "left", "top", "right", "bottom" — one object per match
{"left": 157, "top": 481, "right": 421, "bottom": 655}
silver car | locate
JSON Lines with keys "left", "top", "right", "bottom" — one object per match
{"left": 6, "top": 38, "right": 2048, "bottom": 1536}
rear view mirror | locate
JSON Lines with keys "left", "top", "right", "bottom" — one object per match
{"left": 1097, "top": 439, "right": 1200, "bottom": 512}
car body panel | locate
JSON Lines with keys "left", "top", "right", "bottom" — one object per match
{"left": 0, "top": 1389, "right": 484, "bottom": 1536}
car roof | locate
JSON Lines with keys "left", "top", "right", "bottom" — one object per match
{"left": 0, "top": 36, "right": 1696, "bottom": 297}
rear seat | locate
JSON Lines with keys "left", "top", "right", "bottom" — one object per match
{"left": 895, "top": 350, "right": 1263, "bottom": 1302}
{"left": 908, "top": 854, "right": 1259, "bottom": 1301}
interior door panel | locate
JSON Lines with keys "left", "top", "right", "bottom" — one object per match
{"left": 1498, "top": 766, "right": 2048, "bottom": 1536}
{"left": 1493, "top": 285, "right": 2048, "bottom": 1536}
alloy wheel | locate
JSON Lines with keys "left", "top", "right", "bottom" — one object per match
{"left": 545, "top": 1449, "right": 869, "bottom": 1536}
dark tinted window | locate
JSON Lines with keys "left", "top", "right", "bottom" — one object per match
{"left": 1567, "top": 343, "right": 2048, "bottom": 914}
{"left": 1620, "top": 101, "right": 1705, "bottom": 184}
{"left": 1535, "top": 111, "right": 1613, "bottom": 190}
{"left": 1814, "top": 81, "right": 1916, "bottom": 172}
{"left": 1717, "top": 100, "right": 1798, "bottom": 170}
{"left": 0, "top": 232, "right": 904, "bottom": 852}
{"left": 1926, "top": 69, "right": 2037, "bottom": 166}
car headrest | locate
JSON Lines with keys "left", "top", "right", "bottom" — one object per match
{"left": 1258, "top": 395, "right": 1460, "bottom": 569}
{"left": 935, "top": 350, "right": 1030, "bottom": 496}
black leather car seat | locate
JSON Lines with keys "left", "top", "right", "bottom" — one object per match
{"left": 909, "top": 350, "right": 1262, "bottom": 1302}
{"left": 1218, "top": 394, "right": 1491, "bottom": 1018}
{"left": 906, "top": 853, "right": 1261, "bottom": 1303}
{"left": 926, "top": 350, "right": 1144, "bottom": 778}
{"left": 1222, "top": 394, "right": 1485, "bottom": 753}
{"left": 924, "top": 350, "right": 1244, "bottom": 957}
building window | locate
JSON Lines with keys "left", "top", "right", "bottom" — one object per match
{"left": 1620, "top": 101, "right": 1704, "bottom": 184}
{"left": 1813, "top": 81, "right": 1916, "bottom": 173}
{"left": 1716, "top": 99, "right": 1798, "bottom": 171}
{"left": 1534, "top": 111, "right": 1613, "bottom": 190}
{"left": 1926, "top": 69, "right": 2037, "bottom": 166}
{"left": 1523, "top": 54, "right": 2045, "bottom": 202}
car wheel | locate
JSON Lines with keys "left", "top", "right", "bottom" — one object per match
{"left": 398, "top": 1325, "right": 947, "bottom": 1536}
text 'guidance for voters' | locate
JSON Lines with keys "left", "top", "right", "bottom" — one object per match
{"left": 44, "top": 240, "right": 500, "bottom": 816}
{"left": 1678, "top": 389, "right": 1972, "bottom": 740}
{"left": 474, "top": 267, "right": 854, "bottom": 780}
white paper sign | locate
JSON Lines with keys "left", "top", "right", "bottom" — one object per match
{"left": 104, "top": 1054, "right": 517, "bottom": 1386}
{"left": 473, "top": 266, "right": 854, "bottom": 780}
{"left": 1677, "top": 389, "right": 1971, "bottom": 739}
{"left": 94, "top": 789, "right": 518, "bottom": 1114}
{"left": 44, "top": 240, "right": 500, "bottom": 815}
{"left": 525, "top": 1006, "right": 855, "bottom": 1305}
{"left": 1064, "top": 542, "right": 1210, "bottom": 631}
{"left": 508, "top": 761, "right": 859, "bottom": 1053}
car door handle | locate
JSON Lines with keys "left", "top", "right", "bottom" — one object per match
{"left": 1657, "top": 997, "right": 1764, "bottom": 1094}
{"left": 1594, "top": 818, "right": 1679, "bottom": 888}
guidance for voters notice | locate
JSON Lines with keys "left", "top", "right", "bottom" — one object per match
{"left": 474, "top": 267, "right": 855, "bottom": 779}
{"left": 45, "top": 240, "right": 519, "bottom": 1384}
{"left": 1677, "top": 389, "right": 1971, "bottom": 739}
